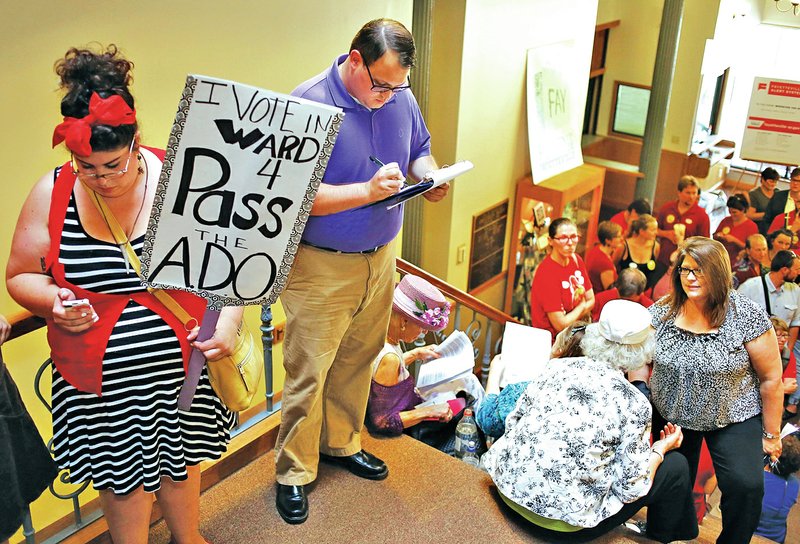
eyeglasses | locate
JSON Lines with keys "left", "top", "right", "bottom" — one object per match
{"left": 71, "top": 139, "right": 135, "bottom": 181}
{"left": 569, "top": 324, "right": 587, "bottom": 337}
{"left": 776, "top": 332, "right": 790, "bottom": 339}
{"left": 678, "top": 266, "right": 704, "bottom": 278}
{"left": 364, "top": 61, "right": 411, "bottom": 94}
{"left": 553, "top": 234, "right": 581, "bottom": 244}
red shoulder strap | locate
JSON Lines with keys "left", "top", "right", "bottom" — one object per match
{"left": 45, "top": 164, "right": 77, "bottom": 274}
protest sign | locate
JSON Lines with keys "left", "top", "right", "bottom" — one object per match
{"left": 141, "top": 75, "right": 343, "bottom": 309}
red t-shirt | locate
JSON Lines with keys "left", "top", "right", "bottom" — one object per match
{"left": 784, "top": 352, "right": 796, "bottom": 381}
{"left": 714, "top": 216, "right": 758, "bottom": 269}
{"left": 530, "top": 254, "right": 592, "bottom": 337}
{"left": 657, "top": 201, "right": 710, "bottom": 265}
{"left": 585, "top": 245, "right": 616, "bottom": 294}
{"left": 590, "top": 288, "right": 654, "bottom": 322}
{"left": 610, "top": 211, "right": 629, "bottom": 234}
{"left": 768, "top": 211, "right": 800, "bottom": 252}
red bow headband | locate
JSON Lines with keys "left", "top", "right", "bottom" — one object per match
{"left": 52, "top": 92, "right": 137, "bottom": 156}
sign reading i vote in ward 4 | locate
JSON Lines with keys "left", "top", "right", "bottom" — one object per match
{"left": 141, "top": 75, "right": 343, "bottom": 309}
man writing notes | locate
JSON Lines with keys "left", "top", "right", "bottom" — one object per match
{"left": 275, "top": 19, "right": 449, "bottom": 524}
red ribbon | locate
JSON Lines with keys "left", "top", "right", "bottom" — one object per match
{"left": 52, "top": 92, "right": 137, "bottom": 156}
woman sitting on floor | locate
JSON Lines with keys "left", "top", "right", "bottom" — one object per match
{"left": 366, "top": 275, "right": 484, "bottom": 447}
{"left": 476, "top": 321, "right": 586, "bottom": 439}
{"left": 482, "top": 300, "right": 699, "bottom": 542}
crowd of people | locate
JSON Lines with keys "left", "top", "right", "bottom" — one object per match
{"left": 2, "top": 15, "right": 800, "bottom": 544}
{"left": 507, "top": 168, "right": 800, "bottom": 543}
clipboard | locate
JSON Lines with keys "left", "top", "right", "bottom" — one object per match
{"left": 365, "top": 160, "right": 474, "bottom": 210}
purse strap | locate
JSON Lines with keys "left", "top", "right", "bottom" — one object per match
{"left": 760, "top": 272, "right": 772, "bottom": 316}
{"left": 82, "top": 182, "right": 214, "bottom": 409}
{"left": 81, "top": 182, "right": 195, "bottom": 328}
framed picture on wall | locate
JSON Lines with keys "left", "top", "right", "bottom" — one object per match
{"left": 609, "top": 81, "right": 651, "bottom": 139}
{"left": 468, "top": 200, "right": 508, "bottom": 293}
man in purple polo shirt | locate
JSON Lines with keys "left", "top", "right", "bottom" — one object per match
{"left": 274, "top": 18, "right": 449, "bottom": 524}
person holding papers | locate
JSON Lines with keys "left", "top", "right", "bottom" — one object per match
{"left": 276, "top": 19, "right": 453, "bottom": 524}
{"left": 6, "top": 45, "right": 241, "bottom": 544}
{"left": 366, "top": 275, "right": 484, "bottom": 448}
{"left": 477, "top": 321, "right": 587, "bottom": 439}
{"left": 529, "top": 217, "right": 595, "bottom": 337}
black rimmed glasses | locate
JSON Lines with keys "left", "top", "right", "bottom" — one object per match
{"left": 678, "top": 266, "right": 705, "bottom": 279}
{"left": 71, "top": 138, "right": 135, "bottom": 181}
{"left": 364, "top": 62, "right": 411, "bottom": 94}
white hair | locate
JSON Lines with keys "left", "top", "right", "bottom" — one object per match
{"left": 579, "top": 324, "right": 654, "bottom": 373}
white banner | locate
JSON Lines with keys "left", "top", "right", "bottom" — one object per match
{"left": 526, "top": 40, "right": 585, "bottom": 183}
{"left": 740, "top": 77, "right": 800, "bottom": 166}
{"left": 141, "top": 75, "right": 343, "bottom": 308}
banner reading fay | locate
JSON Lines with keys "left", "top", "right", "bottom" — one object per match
{"left": 141, "top": 75, "right": 343, "bottom": 309}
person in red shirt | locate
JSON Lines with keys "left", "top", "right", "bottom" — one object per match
{"left": 656, "top": 176, "right": 710, "bottom": 267}
{"left": 767, "top": 192, "right": 800, "bottom": 254}
{"left": 585, "top": 220, "right": 623, "bottom": 293}
{"left": 530, "top": 217, "right": 595, "bottom": 337}
{"left": 591, "top": 267, "right": 653, "bottom": 322}
{"left": 732, "top": 234, "right": 769, "bottom": 289}
{"left": 610, "top": 198, "right": 652, "bottom": 235}
{"left": 768, "top": 229, "right": 795, "bottom": 261}
{"left": 714, "top": 194, "right": 759, "bottom": 269}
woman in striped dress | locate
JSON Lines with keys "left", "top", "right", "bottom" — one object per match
{"left": 6, "top": 45, "right": 240, "bottom": 544}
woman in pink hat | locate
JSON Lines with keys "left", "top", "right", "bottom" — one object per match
{"left": 366, "top": 275, "right": 484, "bottom": 446}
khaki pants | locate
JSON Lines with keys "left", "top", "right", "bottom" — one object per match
{"left": 275, "top": 241, "right": 395, "bottom": 485}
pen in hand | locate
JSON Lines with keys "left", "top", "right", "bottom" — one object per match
{"left": 369, "top": 155, "right": 407, "bottom": 190}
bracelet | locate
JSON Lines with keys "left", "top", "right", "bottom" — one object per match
{"left": 762, "top": 430, "right": 779, "bottom": 440}
{"left": 650, "top": 448, "right": 664, "bottom": 463}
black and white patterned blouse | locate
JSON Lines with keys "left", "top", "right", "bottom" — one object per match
{"left": 481, "top": 357, "right": 652, "bottom": 528}
{"left": 649, "top": 291, "right": 772, "bottom": 431}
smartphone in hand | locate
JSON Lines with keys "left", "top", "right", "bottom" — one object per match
{"left": 62, "top": 298, "right": 91, "bottom": 309}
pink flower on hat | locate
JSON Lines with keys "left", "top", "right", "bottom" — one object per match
{"left": 414, "top": 300, "right": 451, "bottom": 329}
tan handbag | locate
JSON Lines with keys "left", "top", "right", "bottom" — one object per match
{"left": 83, "top": 183, "right": 264, "bottom": 411}
{"left": 205, "top": 322, "right": 264, "bottom": 411}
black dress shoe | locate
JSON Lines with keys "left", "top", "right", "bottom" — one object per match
{"left": 276, "top": 484, "right": 308, "bottom": 524}
{"left": 319, "top": 450, "right": 389, "bottom": 480}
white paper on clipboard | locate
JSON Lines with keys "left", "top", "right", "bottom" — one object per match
{"left": 367, "top": 160, "right": 473, "bottom": 210}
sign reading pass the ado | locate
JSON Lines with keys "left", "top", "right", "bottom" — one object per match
{"left": 141, "top": 75, "right": 343, "bottom": 308}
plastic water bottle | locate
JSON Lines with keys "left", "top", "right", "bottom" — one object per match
{"left": 455, "top": 408, "right": 480, "bottom": 466}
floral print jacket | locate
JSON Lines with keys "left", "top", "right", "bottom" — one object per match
{"left": 482, "top": 356, "right": 652, "bottom": 528}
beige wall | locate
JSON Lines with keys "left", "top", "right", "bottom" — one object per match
{"left": 0, "top": 2, "right": 410, "bottom": 541}
{"left": 423, "top": 0, "right": 599, "bottom": 292}
{"left": 595, "top": 0, "right": 720, "bottom": 153}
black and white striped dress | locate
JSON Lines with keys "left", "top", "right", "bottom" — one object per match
{"left": 51, "top": 191, "right": 236, "bottom": 495}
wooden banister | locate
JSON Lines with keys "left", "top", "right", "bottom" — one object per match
{"left": 396, "top": 258, "right": 517, "bottom": 325}
{"left": 7, "top": 310, "right": 45, "bottom": 342}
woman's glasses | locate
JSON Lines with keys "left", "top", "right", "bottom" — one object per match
{"left": 71, "top": 139, "right": 135, "bottom": 181}
{"left": 678, "top": 266, "right": 704, "bottom": 278}
{"left": 553, "top": 234, "right": 581, "bottom": 244}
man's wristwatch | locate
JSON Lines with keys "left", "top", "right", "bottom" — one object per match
{"left": 762, "top": 430, "right": 779, "bottom": 440}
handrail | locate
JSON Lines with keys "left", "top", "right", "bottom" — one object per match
{"left": 5, "top": 257, "right": 515, "bottom": 543}
{"left": 8, "top": 310, "right": 46, "bottom": 341}
{"left": 396, "top": 258, "right": 518, "bottom": 326}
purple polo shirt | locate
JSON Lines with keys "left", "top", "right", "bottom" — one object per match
{"left": 291, "top": 55, "right": 432, "bottom": 252}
